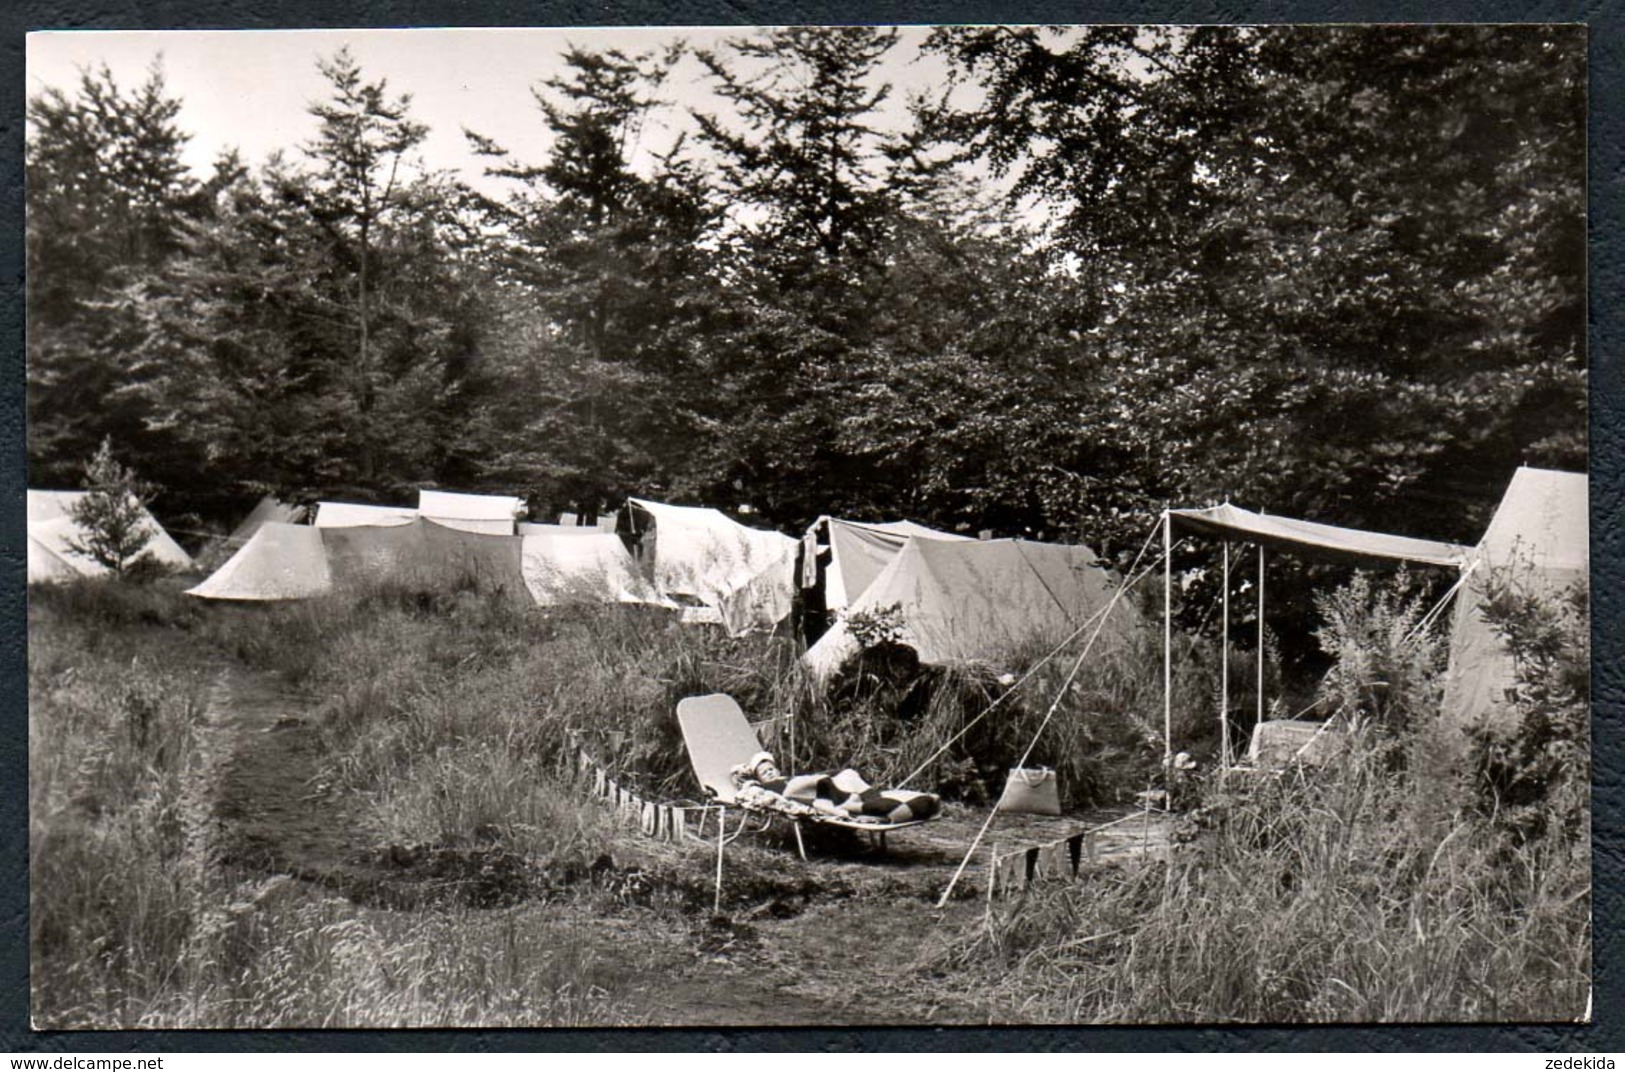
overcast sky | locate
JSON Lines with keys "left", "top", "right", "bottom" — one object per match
{"left": 26, "top": 26, "right": 962, "bottom": 196}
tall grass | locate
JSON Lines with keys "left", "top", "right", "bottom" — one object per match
{"left": 925, "top": 570, "right": 1591, "bottom": 1024}
{"left": 28, "top": 579, "right": 658, "bottom": 1027}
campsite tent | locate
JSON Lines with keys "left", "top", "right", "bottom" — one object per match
{"left": 417, "top": 490, "right": 525, "bottom": 535}
{"left": 518, "top": 521, "right": 612, "bottom": 536}
{"left": 620, "top": 498, "right": 798, "bottom": 636}
{"left": 313, "top": 501, "right": 417, "bottom": 528}
{"left": 28, "top": 520, "right": 86, "bottom": 584}
{"left": 520, "top": 531, "right": 672, "bottom": 607}
{"left": 804, "top": 517, "right": 971, "bottom": 612}
{"left": 321, "top": 517, "right": 531, "bottom": 605}
{"left": 803, "top": 537, "right": 1133, "bottom": 682}
{"left": 1441, "top": 467, "right": 1588, "bottom": 731}
{"left": 26, "top": 490, "right": 195, "bottom": 581}
{"left": 186, "top": 521, "right": 333, "bottom": 600}
{"left": 189, "top": 517, "right": 531, "bottom": 606}
{"left": 227, "top": 496, "right": 307, "bottom": 547}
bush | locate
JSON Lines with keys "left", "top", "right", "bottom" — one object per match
{"left": 1464, "top": 570, "right": 1589, "bottom": 845}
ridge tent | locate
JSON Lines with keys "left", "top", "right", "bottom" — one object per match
{"left": 227, "top": 496, "right": 307, "bottom": 547}
{"left": 314, "top": 501, "right": 417, "bottom": 528}
{"left": 186, "top": 521, "right": 333, "bottom": 600}
{"left": 619, "top": 497, "right": 798, "bottom": 637}
{"left": 520, "top": 531, "right": 673, "bottom": 607}
{"left": 417, "top": 489, "right": 525, "bottom": 535}
{"left": 26, "top": 490, "right": 195, "bottom": 578}
{"left": 803, "top": 537, "right": 1132, "bottom": 682}
{"left": 1441, "top": 467, "right": 1588, "bottom": 732}
{"left": 320, "top": 517, "right": 531, "bottom": 607}
{"left": 28, "top": 521, "right": 84, "bottom": 584}
{"left": 804, "top": 516, "right": 972, "bottom": 612}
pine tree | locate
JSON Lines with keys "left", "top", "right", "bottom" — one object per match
{"left": 26, "top": 60, "right": 198, "bottom": 491}
{"left": 65, "top": 438, "right": 160, "bottom": 576}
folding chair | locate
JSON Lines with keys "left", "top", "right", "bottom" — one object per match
{"left": 675, "top": 693, "right": 935, "bottom": 862}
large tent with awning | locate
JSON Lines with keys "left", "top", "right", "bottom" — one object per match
{"left": 1162, "top": 502, "right": 1470, "bottom": 769}
{"left": 1440, "top": 467, "right": 1588, "bottom": 732}
{"left": 26, "top": 490, "right": 195, "bottom": 581}
{"left": 618, "top": 497, "right": 798, "bottom": 637}
{"left": 803, "top": 537, "right": 1134, "bottom": 682}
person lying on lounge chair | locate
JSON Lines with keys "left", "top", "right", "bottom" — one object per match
{"left": 728, "top": 752, "right": 940, "bottom": 824}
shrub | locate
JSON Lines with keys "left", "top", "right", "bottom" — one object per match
{"left": 1464, "top": 570, "right": 1589, "bottom": 845}
{"left": 65, "top": 438, "right": 166, "bottom": 578}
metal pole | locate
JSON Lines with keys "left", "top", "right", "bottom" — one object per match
{"left": 714, "top": 806, "right": 726, "bottom": 915}
{"left": 1221, "top": 540, "right": 1231, "bottom": 774}
{"left": 1257, "top": 543, "right": 1266, "bottom": 727}
{"left": 1163, "top": 511, "right": 1173, "bottom": 775}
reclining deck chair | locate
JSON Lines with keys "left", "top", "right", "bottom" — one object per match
{"left": 676, "top": 693, "right": 935, "bottom": 861}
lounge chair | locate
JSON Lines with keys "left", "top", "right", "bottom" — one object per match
{"left": 675, "top": 693, "right": 938, "bottom": 861}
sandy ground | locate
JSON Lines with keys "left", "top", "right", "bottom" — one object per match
{"left": 207, "top": 657, "right": 1173, "bottom": 1027}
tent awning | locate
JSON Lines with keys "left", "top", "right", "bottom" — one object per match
{"left": 1168, "top": 503, "right": 1468, "bottom": 568}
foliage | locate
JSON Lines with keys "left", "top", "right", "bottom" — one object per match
{"left": 925, "top": 24, "right": 1584, "bottom": 554}
{"left": 932, "top": 718, "right": 1588, "bottom": 1023}
{"left": 844, "top": 602, "right": 906, "bottom": 648}
{"left": 26, "top": 31, "right": 1585, "bottom": 557}
{"left": 1312, "top": 570, "right": 1444, "bottom": 736}
{"left": 1464, "top": 570, "right": 1590, "bottom": 845}
{"left": 65, "top": 438, "right": 163, "bottom": 577}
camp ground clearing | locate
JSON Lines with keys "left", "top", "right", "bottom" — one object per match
{"left": 24, "top": 24, "right": 1592, "bottom": 1032}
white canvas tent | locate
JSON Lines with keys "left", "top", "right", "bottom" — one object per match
{"left": 520, "top": 531, "right": 672, "bottom": 607}
{"left": 28, "top": 521, "right": 86, "bottom": 584}
{"left": 186, "top": 521, "right": 333, "bottom": 600}
{"left": 26, "top": 490, "right": 195, "bottom": 581}
{"left": 1441, "top": 467, "right": 1588, "bottom": 732}
{"left": 227, "top": 496, "right": 307, "bottom": 547}
{"left": 620, "top": 497, "right": 798, "bottom": 636}
{"left": 518, "top": 521, "right": 612, "bottom": 536}
{"left": 417, "top": 489, "right": 525, "bottom": 535}
{"left": 805, "top": 516, "right": 971, "bottom": 612}
{"left": 313, "top": 501, "right": 417, "bottom": 528}
{"left": 804, "top": 537, "right": 1132, "bottom": 682}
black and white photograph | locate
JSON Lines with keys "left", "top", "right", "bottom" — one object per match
{"left": 23, "top": 22, "right": 1589, "bottom": 1029}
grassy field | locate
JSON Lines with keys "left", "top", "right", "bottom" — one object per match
{"left": 27, "top": 570, "right": 1590, "bottom": 1027}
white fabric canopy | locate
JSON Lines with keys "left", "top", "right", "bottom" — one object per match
{"left": 187, "top": 521, "right": 333, "bottom": 600}
{"left": 417, "top": 490, "right": 524, "bottom": 533}
{"left": 1169, "top": 502, "right": 1468, "bottom": 567}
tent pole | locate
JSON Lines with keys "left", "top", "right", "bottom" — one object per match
{"left": 1163, "top": 511, "right": 1173, "bottom": 779}
{"left": 1221, "top": 540, "right": 1231, "bottom": 775}
{"left": 1257, "top": 543, "right": 1266, "bottom": 727}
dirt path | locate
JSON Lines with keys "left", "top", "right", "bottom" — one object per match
{"left": 204, "top": 657, "right": 1173, "bottom": 1027}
